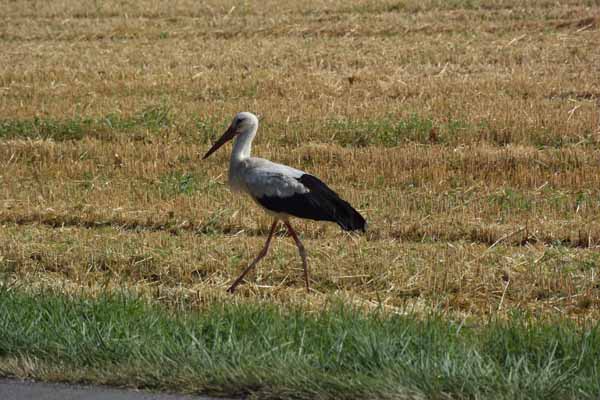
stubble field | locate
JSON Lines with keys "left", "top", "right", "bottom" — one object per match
{"left": 2, "top": 0, "right": 600, "bottom": 319}
{"left": 1, "top": 1, "right": 600, "bottom": 397}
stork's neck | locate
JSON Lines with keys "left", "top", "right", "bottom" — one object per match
{"left": 230, "top": 126, "right": 256, "bottom": 164}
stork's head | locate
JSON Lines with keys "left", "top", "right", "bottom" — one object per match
{"left": 203, "top": 112, "right": 259, "bottom": 159}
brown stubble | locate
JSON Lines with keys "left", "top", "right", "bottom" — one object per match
{"left": 1, "top": 0, "right": 600, "bottom": 321}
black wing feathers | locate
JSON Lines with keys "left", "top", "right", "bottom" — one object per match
{"left": 256, "top": 174, "right": 366, "bottom": 232}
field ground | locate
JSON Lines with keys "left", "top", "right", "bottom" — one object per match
{"left": 1, "top": 0, "right": 600, "bottom": 398}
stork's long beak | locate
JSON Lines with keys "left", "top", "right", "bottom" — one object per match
{"left": 203, "top": 125, "right": 237, "bottom": 159}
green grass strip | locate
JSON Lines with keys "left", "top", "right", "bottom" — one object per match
{"left": 0, "top": 105, "right": 174, "bottom": 141}
{"left": 0, "top": 289, "right": 599, "bottom": 399}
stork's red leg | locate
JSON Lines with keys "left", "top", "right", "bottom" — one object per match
{"left": 227, "top": 220, "right": 279, "bottom": 293}
{"left": 283, "top": 221, "right": 310, "bottom": 292}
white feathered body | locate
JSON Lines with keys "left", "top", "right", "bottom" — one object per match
{"left": 229, "top": 157, "right": 308, "bottom": 218}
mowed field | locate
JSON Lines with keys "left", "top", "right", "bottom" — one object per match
{"left": 1, "top": 0, "right": 600, "bottom": 322}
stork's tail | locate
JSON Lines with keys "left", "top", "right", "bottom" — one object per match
{"left": 298, "top": 175, "right": 367, "bottom": 232}
{"left": 334, "top": 198, "right": 367, "bottom": 232}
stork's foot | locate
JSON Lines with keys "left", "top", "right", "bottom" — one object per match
{"left": 226, "top": 220, "right": 279, "bottom": 294}
{"left": 226, "top": 281, "right": 242, "bottom": 293}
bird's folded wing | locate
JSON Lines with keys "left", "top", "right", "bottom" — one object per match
{"left": 244, "top": 167, "right": 309, "bottom": 199}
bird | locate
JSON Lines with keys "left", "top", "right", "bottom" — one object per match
{"left": 203, "top": 112, "right": 366, "bottom": 293}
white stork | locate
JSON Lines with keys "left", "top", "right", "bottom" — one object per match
{"left": 203, "top": 112, "right": 366, "bottom": 293}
